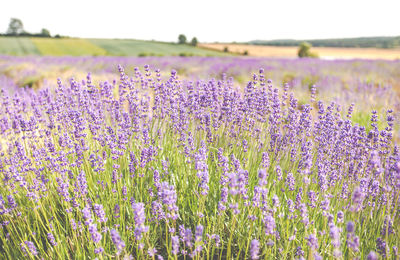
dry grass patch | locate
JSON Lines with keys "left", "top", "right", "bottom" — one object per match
{"left": 200, "top": 43, "right": 400, "bottom": 60}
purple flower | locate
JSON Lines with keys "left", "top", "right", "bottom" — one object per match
{"left": 93, "top": 204, "right": 107, "bottom": 223}
{"left": 132, "top": 202, "right": 146, "bottom": 226}
{"left": 172, "top": 235, "right": 179, "bottom": 255}
{"left": 195, "top": 224, "right": 203, "bottom": 242}
{"left": 258, "top": 169, "right": 268, "bottom": 186}
{"left": 47, "top": 232, "right": 57, "bottom": 246}
{"left": 352, "top": 186, "right": 364, "bottom": 208}
{"left": 75, "top": 171, "right": 88, "bottom": 197}
{"left": 89, "top": 224, "right": 102, "bottom": 243}
{"left": 306, "top": 234, "right": 318, "bottom": 250}
{"left": 376, "top": 237, "right": 386, "bottom": 258}
{"left": 263, "top": 214, "right": 276, "bottom": 236}
{"left": 20, "top": 241, "right": 37, "bottom": 256}
{"left": 346, "top": 221, "right": 355, "bottom": 233}
{"left": 110, "top": 229, "right": 125, "bottom": 252}
{"left": 179, "top": 226, "right": 193, "bottom": 248}
{"left": 313, "top": 252, "right": 323, "bottom": 260}
{"left": 337, "top": 211, "right": 344, "bottom": 223}
{"left": 94, "top": 247, "right": 104, "bottom": 254}
{"left": 195, "top": 142, "right": 209, "bottom": 195}
{"left": 82, "top": 206, "right": 93, "bottom": 225}
{"left": 285, "top": 172, "right": 295, "bottom": 191}
{"left": 132, "top": 202, "right": 149, "bottom": 240}
{"left": 329, "top": 224, "right": 341, "bottom": 249}
{"left": 148, "top": 247, "right": 157, "bottom": 257}
{"left": 159, "top": 182, "right": 179, "bottom": 220}
{"left": 367, "top": 251, "right": 378, "bottom": 260}
{"left": 250, "top": 239, "right": 260, "bottom": 259}
{"left": 295, "top": 246, "right": 304, "bottom": 256}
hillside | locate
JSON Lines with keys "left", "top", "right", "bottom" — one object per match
{"left": 249, "top": 36, "right": 400, "bottom": 49}
{"left": 0, "top": 37, "right": 228, "bottom": 56}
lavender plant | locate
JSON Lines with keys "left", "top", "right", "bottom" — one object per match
{"left": 0, "top": 64, "right": 399, "bottom": 259}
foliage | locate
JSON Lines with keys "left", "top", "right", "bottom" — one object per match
{"left": 190, "top": 37, "right": 198, "bottom": 46}
{"left": 40, "top": 29, "right": 51, "bottom": 37}
{"left": 6, "top": 18, "right": 24, "bottom": 35}
{"left": 3, "top": 18, "right": 54, "bottom": 38}
{"left": 178, "top": 34, "right": 187, "bottom": 44}
{"left": 298, "top": 42, "right": 319, "bottom": 58}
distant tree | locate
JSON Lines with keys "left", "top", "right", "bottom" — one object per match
{"left": 298, "top": 42, "right": 318, "bottom": 58}
{"left": 243, "top": 50, "right": 249, "bottom": 56}
{"left": 6, "top": 18, "right": 24, "bottom": 35}
{"left": 41, "top": 28, "right": 51, "bottom": 37}
{"left": 190, "top": 37, "right": 198, "bottom": 46}
{"left": 223, "top": 46, "right": 229, "bottom": 52}
{"left": 178, "top": 34, "right": 187, "bottom": 44}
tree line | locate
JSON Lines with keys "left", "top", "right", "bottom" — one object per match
{"left": 249, "top": 36, "right": 400, "bottom": 49}
{"left": 1, "top": 18, "right": 61, "bottom": 38}
{"left": 178, "top": 34, "right": 198, "bottom": 46}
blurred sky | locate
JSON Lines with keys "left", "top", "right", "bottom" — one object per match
{"left": 1, "top": 0, "right": 399, "bottom": 42}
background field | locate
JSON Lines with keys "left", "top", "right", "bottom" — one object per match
{"left": 249, "top": 35, "right": 400, "bottom": 48}
{"left": 89, "top": 39, "right": 230, "bottom": 56}
{"left": 200, "top": 43, "right": 400, "bottom": 60}
{"left": 32, "top": 38, "right": 108, "bottom": 56}
{"left": 3, "top": 37, "right": 400, "bottom": 59}
{"left": 0, "top": 37, "right": 40, "bottom": 55}
{"left": 0, "top": 37, "right": 229, "bottom": 57}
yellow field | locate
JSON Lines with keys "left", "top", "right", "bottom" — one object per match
{"left": 199, "top": 43, "right": 400, "bottom": 60}
{"left": 32, "top": 38, "right": 108, "bottom": 56}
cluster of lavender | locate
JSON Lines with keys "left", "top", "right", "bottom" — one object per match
{"left": 2, "top": 56, "right": 399, "bottom": 113}
{"left": 0, "top": 65, "right": 399, "bottom": 259}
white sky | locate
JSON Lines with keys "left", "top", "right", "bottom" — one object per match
{"left": 1, "top": 0, "right": 399, "bottom": 42}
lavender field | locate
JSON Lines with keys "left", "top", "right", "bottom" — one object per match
{"left": 0, "top": 56, "right": 399, "bottom": 259}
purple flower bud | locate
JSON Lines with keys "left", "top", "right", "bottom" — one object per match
{"left": 195, "top": 224, "right": 203, "bottom": 242}
{"left": 94, "top": 247, "right": 104, "bottom": 254}
{"left": 172, "top": 235, "right": 179, "bottom": 255}
{"left": 110, "top": 229, "right": 125, "bottom": 251}
{"left": 264, "top": 214, "right": 276, "bottom": 236}
{"left": 89, "top": 224, "right": 102, "bottom": 243}
{"left": 21, "top": 241, "right": 37, "bottom": 256}
{"left": 148, "top": 247, "right": 157, "bottom": 257}
{"left": 250, "top": 239, "right": 260, "bottom": 259}
{"left": 93, "top": 204, "right": 107, "bottom": 223}
{"left": 82, "top": 206, "right": 93, "bottom": 225}
{"left": 367, "top": 251, "right": 378, "bottom": 260}
{"left": 346, "top": 221, "right": 355, "bottom": 233}
{"left": 132, "top": 202, "right": 148, "bottom": 240}
{"left": 306, "top": 234, "right": 318, "bottom": 250}
{"left": 47, "top": 232, "right": 57, "bottom": 246}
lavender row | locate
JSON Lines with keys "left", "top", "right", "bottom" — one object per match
{"left": 1, "top": 56, "right": 400, "bottom": 113}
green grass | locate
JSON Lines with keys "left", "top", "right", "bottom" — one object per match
{"left": 32, "top": 38, "right": 108, "bottom": 56}
{"left": 89, "top": 38, "right": 230, "bottom": 56}
{"left": 0, "top": 37, "right": 40, "bottom": 55}
{"left": 0, "top": 37, "right": 230, "bottom": 56}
